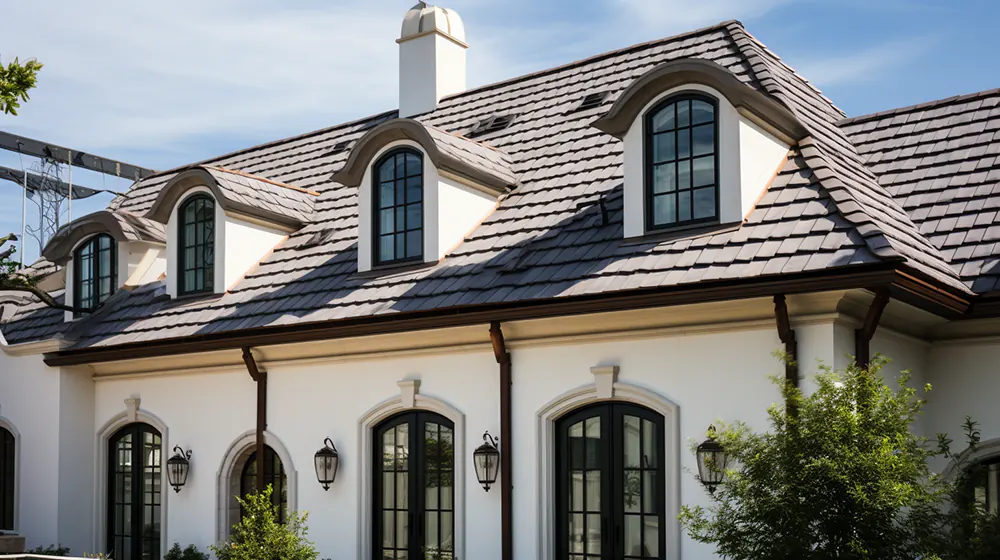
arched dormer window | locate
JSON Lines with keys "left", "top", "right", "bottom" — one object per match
{"left": 74, "top": 233, "right": 117, "bottom": 315}
{"left": 177, "top": 194, "right": 215, "bottom": 295}
{"left": 373, "top": 148, "right": 423, "bottom": 266}
{"left": 644, "top": 94, "right": 719, "bottom": 231}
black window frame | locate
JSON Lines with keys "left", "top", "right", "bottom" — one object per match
{"left": 107, "top": 422, "right": 162, "bottom": 560}
{"left": 177, "top": 194, "right": 216, "bottom": 296}
{"left": 73, "top": 233, "right": 118, "bottom": 316}
{"left": 239, "top": 446, "right": 288, "bottom": 524}
{"left": 967, "top": 457, "right": 1000, "bottom": 514}
{"left": 555, "top": 402, "right": 667, "bottom": 560}
{"left": 643, "top": 92, "right": 721, "bottom": 233}
{"left": 372, "top": 148, "right": 424, "bottom": 266}
{"left": 373, "top": 410, "right": 455, "bottom": 560}
{"left": 0, "top": 426, "right": 14, "bottom": 532}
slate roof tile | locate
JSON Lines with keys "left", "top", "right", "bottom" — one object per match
{"left": 2, "top": 21, "right": 983, "bottom": 348}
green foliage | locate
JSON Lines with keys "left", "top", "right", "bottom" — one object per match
{"left": 918, "top": 418, "right": 1000, "bottom": 560}
{"left": 26, "top": 543, "right": 71, "bottom": 556}
{"left": 165, "top": 542, "right": 209, "bottom": 560}
{"left": 0, "top": 56, "right": 42, "bottom": 115}
{"left": 210, "top": 485, "right": 317, "bottom": 560}
{"left": 679, "top": 357, "right": 948, "bottom": 559}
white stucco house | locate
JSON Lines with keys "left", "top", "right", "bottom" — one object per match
{"left": 1, "top": 3, "right": 999, "bottom": 559}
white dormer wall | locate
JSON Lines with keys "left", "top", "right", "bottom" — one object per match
{"left": 165, "top": 188, "right": 289, "bottom": 298}
{"left": 357, "top": 139, "right": 498, "bottom": 273}
{"left": 63, "top": 237, "right": 167, "bottom": 322}
{"left": 622, "top": 83, "right": 790, "bottom": 239}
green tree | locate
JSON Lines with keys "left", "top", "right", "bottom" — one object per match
{"left": 210, "top": 485, "right": 318, "bottom": 560}
{"left": 0, "top": 56, "right": 42, "bottom": 115}
{"left": 679, "top": 357, "right": 948, "bottom": 559}
{"left": 922, "top": 418, "right": 1000, "bottom": 560}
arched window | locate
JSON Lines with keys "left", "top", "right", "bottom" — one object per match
{"left": 107, "top": 423, "right": 162, "bottom": 560}
{"left": 556, "top": 402, "right": 665, "bottom": 560}
{"left": 373, "top": 411, "right": 454, "bottom": 560}
{"left": 968, "top": 458, "right": 1000, "bottom": 514}
{"left": 645, "top": 94, "right": 719, "bottom": 231}
{"left": 373, "top": 149, "right": 423, "bottom": 265}
{"left": 178, "top": 194, "right": 215, "bottom": 295}
{"left": 74, "top": 233, "right": 117, "bottom": 314}
{"left": 238, "top": 446, "right": 288, "bottom": 523}
{"left": 0, "top": 427, "right": 14, "bottom": 532}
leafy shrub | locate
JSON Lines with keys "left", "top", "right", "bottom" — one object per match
{"left": 679, "top": 357, "right": 948, "bottom": 559}
{"left": 210, "top": 485, "right": 317, "bottom": 560}
{"left": 26, "top": 543, "right": 71, "bottom": 556}
{"left": 165, "top": 542, "right": 209, "bottom": 560}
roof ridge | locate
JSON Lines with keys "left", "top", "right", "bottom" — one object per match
{"left": 139, "top": 109, "right": 399, "bottom": 182}
{"left": 839, "top": 87, "right": 1000, "bottom": 126}
{"left": 205, "top": 165, "right": 321, "bottom": 196}
{"left": 728, "top": 23, "right": 965, "bottom": 288}
{"left": 439, "top": 19, "right": 742, "bottom": 104}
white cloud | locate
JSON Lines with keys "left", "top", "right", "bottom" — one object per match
{"left": 791, "top": 36, "right": 939, "bottom": 87}
{"left": 609, "top": 0, "right": 793, "bottom": 40}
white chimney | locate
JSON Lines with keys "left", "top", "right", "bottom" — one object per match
{"left": 398, "top": 2, "right": 468, "bottom": 118}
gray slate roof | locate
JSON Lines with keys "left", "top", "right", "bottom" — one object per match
{"left": 1, "top": 20, "right": 991, "bottom": 349}
{"left": 841, "top": 89, "right": 1000, "bottom": 292}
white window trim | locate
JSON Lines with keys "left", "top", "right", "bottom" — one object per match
{"left": 356, "top": 379, "right": 466, "bottom": 560}
{"left": 94, "top": 397, "right": 169, "bottom": 557}
{"left": 166, "top": 187, "right": 225, "bottom": 298}
{"left": 535, "top": 365, "right": 681, "bottom": 560}
{"left": 215, "top": 430, "right": 299, "bottom": 542}
{"left": 0, "top": 412, "right": 20, "bottom": 534}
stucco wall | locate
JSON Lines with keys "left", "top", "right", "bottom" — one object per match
{"left": 87, "top": 325, "right": 792, "bottom": 560}
{"left": 0, "top": 351, "right": 62, "bottom": 550}
{"left": 924, "top": 340, "right": 1000, "bottom": 469}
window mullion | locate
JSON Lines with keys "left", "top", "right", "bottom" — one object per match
{"left": 411, "top": 413, "right": 424, "bottom": 559}
{"left": 607, "top": 406, "right": 618, "bottom": 560}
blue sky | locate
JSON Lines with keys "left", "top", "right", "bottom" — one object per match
{"left": 1, "top": 0, "right": 997, "bottom": 263}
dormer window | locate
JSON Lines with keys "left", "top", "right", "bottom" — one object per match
{"left": 645, "top": 94, "right": 719, "bottom": 230}
{"left": 374, "top": 148, "right": 424, "bottom": 265}
{"left": 178, "top": 194, "right": 216, "bottom": 295}
{"left": 74, "top": 233, "right": 117, "bottom": 315}
{"left": 592, "top": 59, "right": 806, "bottom": 240}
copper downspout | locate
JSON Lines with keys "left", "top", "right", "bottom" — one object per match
{"left": 242, "top": 347, "right": 268, "bottom": 491}
{"left": 489, "top": 321, "right": 513, "bottom": 560}
{"left": 773, "top": 295, "right": 798, "bottom": 388}
{"left": 855, "top": 289, "right": 890, "bottom": 369}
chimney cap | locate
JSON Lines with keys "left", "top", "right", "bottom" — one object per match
{"left": 399, "top": 2, "right": 467, "bottom": 47}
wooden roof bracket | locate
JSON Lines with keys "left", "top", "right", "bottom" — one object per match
{"left": 773, "top": 294, "right": 798, "bottom": 388}
{"left": 242, "top": 347, "right": 268, "bottom": 491}
{"left": 488, "top": 321, "right": 513, "bottom": 560}
{"left": 855, "top": 289, "right": 890, "bottom": 369}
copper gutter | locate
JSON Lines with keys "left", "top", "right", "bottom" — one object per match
{"left": 242, "top": 347, "right": 268, "bottom": 491}
{"left": 489, "top": 321, "right": 513, "bottom": 560}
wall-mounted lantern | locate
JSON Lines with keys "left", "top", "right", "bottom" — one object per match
{"left": 696, "top": 425, "right": 729, "bottom": 494}
{"left": 314, "top": 437, "right": 340, "bottom": 491}
{"left": 166, "top": 446, "right": 192, "bottom": 493}
{"left": 473, "top": 431, "right": 500, "bottom": 492}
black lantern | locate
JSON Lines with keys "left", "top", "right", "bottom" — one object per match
{"left": 166, "top": 446, "right": 192, "bottom": 493}
{"left": 314, "top": 438, "right": 340, "bottom": 491}
{"left": 473, "top": 431, "right": 501, "bottom": 492}
{"left": 696, "top": 425, "right": 729, "bottom": 494}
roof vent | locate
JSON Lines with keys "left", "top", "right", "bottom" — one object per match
{"left": 328, "top": 140, "right": 352, "bottom": 156}
{"left": 572, "top": 91, "right": 610, "bottom": 113}
{"left": 467, "top": 114, "right": 517, "bottom": 138}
